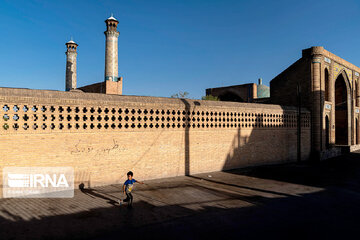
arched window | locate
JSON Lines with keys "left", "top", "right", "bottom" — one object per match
{"left": 325, "top": 68, "right": 330, "bottom": 101}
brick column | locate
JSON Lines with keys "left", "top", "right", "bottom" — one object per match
{"left": 357, "top": 77, "right": 360, "bottom": 144}
{"left": 320, "top": 65, "right": 326, "bottom": 151}
{"left": 312, "top": 55, "right": 322, "bottom": 155}
{"left": 330, "top": 62, "right": 336, "bottom": 145}
{"left": 352, "top": 76, "right": 355, "bottom": 145}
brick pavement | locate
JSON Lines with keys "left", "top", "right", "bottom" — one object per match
{"left": 1, "top": 152, "right": 360, "bottom": 239}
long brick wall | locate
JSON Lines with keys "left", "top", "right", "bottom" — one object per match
{"left": 0, "top": 88, "right": 311, "bottom": 195}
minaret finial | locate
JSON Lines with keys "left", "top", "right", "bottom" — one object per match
{"left": 111, "top": 13, "right": 113, "bottom": 17}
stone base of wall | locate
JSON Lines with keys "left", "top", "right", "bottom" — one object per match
{"left": 349, "top": 144, "right": 360, "bottom": 152}
{"left": 320, "top": 144, "right": 360, "bottom": 161}
{"left": 320, "top": 147, "right": 342, "bottom": 160}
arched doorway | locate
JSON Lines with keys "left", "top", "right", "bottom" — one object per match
{"left": 325, "top": 115, "right": 330, "bottom": 148}
{"left": 335, "top": 73, "right": 348, "bottom": 145}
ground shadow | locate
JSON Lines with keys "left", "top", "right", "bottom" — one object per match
{"left": 80, "top": 185, "right": 118, "bottom": 206}
{"left": 2, "top": 157, "right": 360, "bottom": 240}
{"left": 225, "top": 151, "right": 360, "bottom": 188}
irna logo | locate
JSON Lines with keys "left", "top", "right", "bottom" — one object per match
{"left": 8, "top": 173, "right": 69, "bottom": 188}
{"left": 3, "top": 167, "right": 74, "bottom": 198}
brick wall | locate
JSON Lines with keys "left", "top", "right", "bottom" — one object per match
{"left": 78, "top": 79, "right": 122, "bottom": 95}
{"left": 206, "top": 83, "right": 257, "bottom": 102}
{"left": 270, "top": 57, "right": 312, "bottom": 109}
{"left": 0, "top": 88, "right": 311, "bottom": 196}
{"left": 78, "top": 82, "right": 105, "bottom": 93}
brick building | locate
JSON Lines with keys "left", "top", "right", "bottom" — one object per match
{"left": 270, "top": 46, "right": 360, "bottom": 158}
{"left": 205, "top": 46, "right": 360, "bottom": 159}
{"left": 205, "top": 78, "right": 270, "bottom": 103}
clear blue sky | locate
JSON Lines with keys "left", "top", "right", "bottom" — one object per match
{"left": 1, "top": 0, "right": 360, "bottom": 99}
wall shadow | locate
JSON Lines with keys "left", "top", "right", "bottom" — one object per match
{"left": 220, "top": 106, "right": 310, "bottom": 171}
{"left": 180, "top": 99, "right": 200, "bottom": 176}
{"left": 178, "top": 98, "right": 311, "bottom": 178}
{"left": 180, "top": 99, "right": 191, "bottom": 176}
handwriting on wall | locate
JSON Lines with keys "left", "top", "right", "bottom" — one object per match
{"left": 71, "top": 139, "right": 127, "bottom": 155}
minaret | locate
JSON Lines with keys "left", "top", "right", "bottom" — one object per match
{"left": 65, "top": 39, "right": 78, "bottom": 91}
{"left": 104, "top": 14, "right": 120, "bottom": 82}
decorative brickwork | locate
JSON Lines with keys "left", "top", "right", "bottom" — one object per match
{"left": 0, "top": 102, "right": 309, "bottom": 134}
{"left": 333, "top": 62, "right": 353, "bottom": 87}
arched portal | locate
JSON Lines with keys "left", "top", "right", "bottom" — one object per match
{"left": 325, "top": 115, "right": 330, "bottom": 148}
{"left": 335, "top": 73, "right": 349, "bottom": 145}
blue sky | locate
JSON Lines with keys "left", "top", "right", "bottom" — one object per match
{"left": 1, "top": 0, "right": 360, "bottom": 99}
